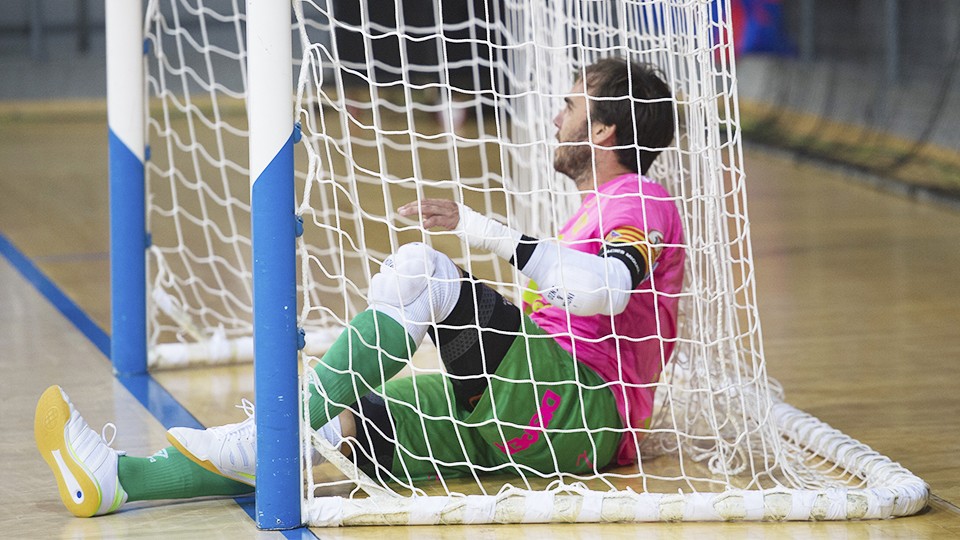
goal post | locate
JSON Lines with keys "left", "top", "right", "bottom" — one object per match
{"left": 247, "top": 0, "right": 301, "bottom": 529}
{"left": 106, "top": 0, "right": 928, "bottom": 529}
{"left": 107, "top": 0, "right": 304, "bottom": 527}
{"left": 105, "top": 0, "right": 146, "bottom": 375}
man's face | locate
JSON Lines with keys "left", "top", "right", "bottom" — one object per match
{"left": 552, "top": 80, "right": 593, "bottom": 183}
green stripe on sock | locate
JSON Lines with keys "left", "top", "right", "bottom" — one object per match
{"left": 118, "top": 447, "right": 252, "bottom": 502}
{"left": 308, "top": 310, "right": 416, "bottom": 429}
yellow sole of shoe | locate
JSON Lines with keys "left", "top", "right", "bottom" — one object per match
{"left": 166, "top": 432, "right": 256, "bottom": 487}
{"left": 34, "top": 385, "right": 101, "bottom": 518}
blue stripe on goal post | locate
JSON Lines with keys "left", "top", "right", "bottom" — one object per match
{"left": 108, "top": 128, "right": 147, "bottom": 376}
{"left": 251, "top": 129, "right": 302, "bottom": 530}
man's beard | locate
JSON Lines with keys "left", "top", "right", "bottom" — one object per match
{"left": 553, "top": 123, "right": 593, "bottom": 185}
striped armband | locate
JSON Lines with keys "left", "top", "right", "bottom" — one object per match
{"left": 598, "top": 226, "right": 663, "bottom": 288}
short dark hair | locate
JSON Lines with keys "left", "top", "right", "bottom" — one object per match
{"left": 580, "top": 58, "right": 675, "bottom": 175}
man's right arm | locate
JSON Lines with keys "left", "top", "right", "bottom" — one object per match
{"left": 397, "top": 200, "right": 642, "bottom": 317}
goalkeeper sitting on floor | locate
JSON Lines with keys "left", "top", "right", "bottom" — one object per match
{"left": 34, "top": 57, "right": 685, "bottom": 517}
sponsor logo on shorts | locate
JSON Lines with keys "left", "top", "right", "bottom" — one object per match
{"left": 576, "top": 450, "right": 594, "bottom": 469}
{"left": 494, "top": 390, "right": 561, "bottom": 455}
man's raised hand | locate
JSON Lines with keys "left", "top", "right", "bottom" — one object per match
{"left": 397, "top": 199, "right": 462, "bottom": 231}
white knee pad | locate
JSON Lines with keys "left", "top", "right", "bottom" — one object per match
{"left": 368, "top": 243, "right": 462, "bottom": 344}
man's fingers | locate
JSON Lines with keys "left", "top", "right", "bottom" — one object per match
{"left": 423, "top": 215, "right": 456, "bottom": 230}
{"left": 398, "top": 200, "right": 434, "bottom": 216}
{"left": 398, "top": 199, "right": 456, "bottom": 217}
{"left": 397, "top": 199, "right": 460, "bottom": 231}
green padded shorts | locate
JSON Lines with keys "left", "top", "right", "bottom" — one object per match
{"left": 378, "top": 315, "right": 622, "bottom": 481}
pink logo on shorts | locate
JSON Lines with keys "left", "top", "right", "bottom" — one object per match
{"left": 576, "top": 450, "right": 593, "bottom": 469}
{"left": 494, "top": 390, "right": 561, "bottom": 455}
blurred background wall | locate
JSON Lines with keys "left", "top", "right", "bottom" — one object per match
{"left": 0, "top": 0, "right": 106, "bottom": 99}
{"left": 734, "top": 0, "right": 959, "bottom": 197}
{"left": 1, "top": 0, "right": 957, "bottom": 197}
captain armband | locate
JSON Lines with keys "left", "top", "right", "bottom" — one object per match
{"left": 598, "top": 226, "right": 662, "bottom": 288}
{"left": 598, "top": 243, "right": 646, "bottom": 288}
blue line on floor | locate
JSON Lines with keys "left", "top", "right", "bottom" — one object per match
{"left": 0, "top": 231, "right": 317, "bottom": 539}
{"left": 0, "top": 233, "right": 110, "bottom": 356}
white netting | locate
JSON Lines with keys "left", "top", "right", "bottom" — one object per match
{"left": 143, "top": 0, "right": 253, "bottom": 367}
{"left": 139, "top": 0, "right": 926, "bottom": 523}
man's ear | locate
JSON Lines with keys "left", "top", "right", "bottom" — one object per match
{"left": 591, "top": 123, "right": 616, "bottom": 146}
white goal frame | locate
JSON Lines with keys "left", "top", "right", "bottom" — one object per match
{"left": 105, "top": 0, "right": 928, "bottom": 530}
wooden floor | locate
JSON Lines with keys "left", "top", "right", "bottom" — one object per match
{"left": 2, "top": 105, "right": 960, "bottom": 538}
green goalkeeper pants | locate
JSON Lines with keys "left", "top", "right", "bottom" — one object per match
{"left": 356, "top": 316, "right": 623, "bottom": 482}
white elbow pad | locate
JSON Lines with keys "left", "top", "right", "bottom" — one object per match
{"left": 525, "top": 244, "right": 633, "bottom": 316}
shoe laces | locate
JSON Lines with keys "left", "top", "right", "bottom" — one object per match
{"left": 214, "top": 399, "right": 257, "bottom": 468}
{"left": 235, "top": 398, "right": 255, "bottom": 419}
{"left": 66, "top": 409, "right": 120, "bottom": 461}
{"left": 232, "top": 399, "right": 256, "bottom": 437}
{"left": 100, "top": 422, "right": 118, "bottom": 447}
{"left": 210, "top": 399, "right": 256, "bottom": 443}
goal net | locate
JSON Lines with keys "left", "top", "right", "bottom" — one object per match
{"left": 135, "top": 0, "right": 927, "bottom": 525}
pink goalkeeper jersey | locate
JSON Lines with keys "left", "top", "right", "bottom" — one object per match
{"left": 526, "top": 173, "right": 685, "bottom": 465}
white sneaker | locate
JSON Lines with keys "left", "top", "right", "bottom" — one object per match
{"left": 166, "top": 399, "right": 257, "bottom": 487}
{"left": 34, "top": 385, "right": 128, "bottom": 517}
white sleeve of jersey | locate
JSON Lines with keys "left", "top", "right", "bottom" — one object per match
{"left": 455, "top": 203, "right": 632, "bottom": 316}
{"left": 520, "top": 240, "right": 633, "bottom": 316}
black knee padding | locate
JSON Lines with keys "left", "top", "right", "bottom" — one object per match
{"left": 428, "top": 273, "right": 521, "bottom": 410}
